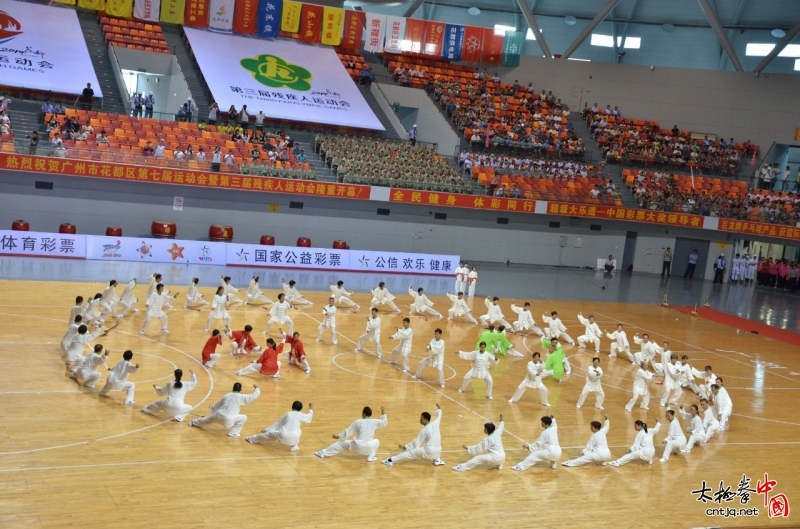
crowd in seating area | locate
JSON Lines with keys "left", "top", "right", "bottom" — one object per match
{"left": 101, "top": 16, "right": 170, "bottom": 54}
{"left": 315, "top": 134, "right": 469, "bottom": 192}
{"left": 338, "top": 51, "right": 370, "bottom": 82}
{"left": 584, "top": 104, "right": 758, "bottom": 175}
{"left": 756, "top": 258, "right": 800, "bottom": 292}
{"left": 0, "top": 93, "right": 13, "bottom": 151}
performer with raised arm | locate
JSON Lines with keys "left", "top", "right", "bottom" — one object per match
{"left": 355, "top": 307, "right": 382, "bottom": 358}
{"left": 541, "top": 311, "right": 575, "bottom": 345}
{"left": 605, "top": 323, "right": 630, "bottom": 358}
{"left": 99, "top": 349, "right": 139, "bottom": 404}
{"left": 315, "top": 405, "right": 387, "bottom": 462}
{"left": 467, "top": 266, "right": 478, "bottom": 298}
{"left": 679, "top": 355, "right": 704, "bottom": 396}
{"left": 189, "top": 383, "right": 260, "bottom": 436}
{"left": 493, "top": 326, "right": 524, "bottom": 357}
{"left": 117, "top": 279, "right": 139, "bottom": 317}
{"left": 147, "top": 273, "right": 173, "bottom": 311}
{"left": 659, "top": 408, "right": 687, "bottom": 463}
{"left": 220, "top": 275, "right": 244, "bottom": 305}
{"left": 511, "top": 416, "right": 560, "bottom": 471}
{"left": 698, "top": 398, "right": 720, "bottom": 442}
{"left": 282, "top": 330, "right": 311, "bottom": 374}
{"left": 330, "top": 280, "right": 359, "bottom": 309}
{"left": 383, "top": 403, "right": 445, "bottom": 467}
{"left": 247, "top": 400, "right": 313, "bottom": 450}
{"left": 625, "top": 362, "right": 654, "bottom": 411}
{"left": 65, "top": 324, "right": 104, "bottom": 366}
{"left": 235, "top": 338, "right": 282, "bottom": 378}
{"left": 264, "top": 293, "right": 293, "bottom": 335}
{"left": 70, "top": 345, "right": 109, "bottom": 388}
{"left": 577, "top": 313, "right": 603, "bottom": 353}
{"left": 413, "top": 328, "right": 446, "bottom": 387}
{"left": 562, "top": 417, "right": 611, "bottom": 467}
{"left": 389, "top": 317, "right": 413, "bottom": 373}
{"left": 68, "top": 296, "right": 86, "bottom": 326}
{"left": 609, "top": 419, "right": 659, "bottom": 466}
{"left": 659, "top": 354, "right": 683, "bottom": 407}
{"left": 700, "top": 365, "right": 717, "bottom": 399}
{"left": 679, "top": 404, "right": 706, "bottom": 453}
{"left": 370, "top": 282, "right": 400, "bottom": 313}
{"left": 185, "top": 278, "right": 209, "bottom": 309}
{"left": 246, "top": 276, "right": 272, "bottom": 306}
{"left": 456, "top": 342, "right": 498, "bottom": 399}
{"left": 98, "top": 280, "right": 119, "bottom": 323}
{"left": 452, "top": 415, "right": 504, "bottom": 472}
{"left": 446, "top": 291, "right": 478, "bottom": 324}
{"left": 710, "top": 379, "right": 732, "bottom": 431}
{"left": 282, "top": 278, "right": 313, "bottom": 306}
{"left": 509, "top": 352, "right": 551, "bottom": 406}
{"left": 205, "top": 286, "right": 231, "bottom": 333}
{"left": 480, "top": 297, "right": 513, "bottom": 330}
{"left": 141, "top": 283, "right": 179, "bottom": 335}
{"left": 630, "top": 333, "right": 656, "bottom": 365}
{"left": 141, "top": 369, "right": 197, "bottom": 422}
{"left": 542, "top": 336, "right": 569, "bottom": 381}
{"left": 61, "top": 315, "right": 83, "bottom": 352}
{"left": 229, "top": 325, "right": 263, "bottom": 355}
{"left": 511, "top": 302, "right": 543, "bottom": 336}
{"left": 408, "top": 286, "right": 443, "bottom": 319}
{"left": 576, "top": 357, "right": 605, "bottom": 410}
{"left": 316, "top": 297, "right": 338, "bottom": 345}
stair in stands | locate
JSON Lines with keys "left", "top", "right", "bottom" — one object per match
{"left": 356, "top": 85, "right": 402, "bottom": 141}
{"left": 10, "top": 110, "right": 55, "bottom": 156}
{"left": 76, "top": 11, "right": 128, "bottom": 116}
{"left": 570, "top": 111, "right": 602, "bottom": 164}
{"left": 160, "top": 25, "right": 211, "bottom": 124}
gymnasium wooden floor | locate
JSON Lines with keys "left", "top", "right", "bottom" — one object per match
{"left": 1, "top": 279, "right": 798, "bottom": 529}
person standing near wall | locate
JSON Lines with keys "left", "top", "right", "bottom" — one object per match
{"left": 409, "top": 124, "right": 417, "bottom": 146}
{"left": 683, "top": 249, "right": 699, "bottom": 279}
{"left": 713, "top": 254, "right": 727, "bottom": 284}
{"left": 661, "top": 247, "right": 672, "bottom": 277}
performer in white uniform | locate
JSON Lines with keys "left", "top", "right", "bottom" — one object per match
{"left": 605, "top": 323, "right": 630, "bottom": 358}
{"left": 563, "top": 418, "right": 611, "bottom": 467}
{"left": 246, "top": 276, "right": 272, "bottom": 306}
{"left": 220, "top": 275, "right": 244, "bottom": 304}
{"left": 541, "top": 311, "right": 575, "bottom": 345}
{"left": 98, "top": 280, "right": 119, "bottom": 323}
{"left": 264, "top": 293, "right": 293, "bottom": 335}
{"left": 511, "top": 416, "right": 560, "bottom": 471}
{"left": 651, "top": 340, "right": 673, "bottom": 375}
{"left": 630, "top": 333, "right": 656, "bottom": 365}
{"left": 370, "top": 282, "right": 400, "bottom": 313}
{"left": 679, "top": 355, "right": 703, "bottom": 395}
{"left": 711, "top": 379, "right": 732, "bottom": 431}
{"left": 141, "top": 369, "right": 197, "bottom": 422}
{"left": 679, "top": 404, "right": 706, "bottom": 452}
{"left": 456, "top": 342, "right": 498, "bottom": 399}
{"left": 509, "top": 352, "right": 551, "bottom": 406}
{"left": 247, "top": 401, "right": 313, "bottom": 450}
{"left": 511, "top": 302, "right": 544, "bottom": 336}
{"left": 83, "top": 294, "right": 103, "bottom": 326}
{"left": 69, "top": 296, "right": 85, "bottom": 326}
{"left": 480, "top": 297, "right": 513, "bottom": 329}
{"left": 356, "top": 308, "right": 382, "bottom": 358}
{"left": 577, "top": 313, "right": 603, "bottom": 353}
{"left": 117, "top": 279, "right": 139, "bottom": 317}
{"left": 452, "top": 416, "right": 504, "bottom": 471}
{"left": 659, "top": 409, "right": 687, "bottom": 462}
{"left": 745, "top": 254, "right": 757, "bottom": 283}
{"left": 625, "top": 362, "right": 654, "bottom": 411}
{"left": 205, "top": 286, "right": 231, "bottom": 332}
{"left": 576, "top": 357, "right": 605, "bottom": 409}
{"left": 467, "top": 266, "right": 478, "bottom": 298}
{"left": 383, "top": 404, "right": 445, "bottom": 467}
{"left": 329, "top": 281, "right": 359, "bottom": 309}
{"left": 65, "top": 324, "right": 104, "bottom": 365}
{"left": 700, "top": 366, "right": 717, "bottom": 399}
{"left": 189, "top": 383, "right": 260, "bottom": 437}
{"left": 99, "top": 349, "right": 139, "bottom": 404}
{"left": 316, "top": 297, "right": 338, "bottom": 345}
{"left": 446, "top": 292, "right": 478, "bottom": 324}
{"left": 315, "top": 406, "right": 387, "bottom": 462}
{"left": 609, "top": 420, "right": 659, "bottom": 466}
{"left": 140, "top": 283, "right": 178, "bottom": 335}
{"left": 282, "top": 278, "right": 313, "bottom": 306}
{"left": 389, "top": 318, "right": 413, "bottom": 372}
{"left": 61, "top": 315, "right": 83, "bottom": 352}
{"left": 413, "top": 329, "right": 446, "bottom": 387}
{"left": 659, "top": 354, "right": 683, "bottom": 407}
{"left": 698, "top": 398, "right": 720, "bottom": 442}
{"left": 184, "top": 278, "right": 208, "bottom": 308}
{"left": 147, "top": 273, "right": 173, "bottom": 311}
{"left": 70, "top": 345, "right": 109, "bottom": 387}
{"left": 454, "top": 262, "right": 468, "bottom": 294}
{"left": 730, "top": 254, "right": 745, "bottom": 283}
{"left": 408, "top": 286, "right": 443, "bottom": 318}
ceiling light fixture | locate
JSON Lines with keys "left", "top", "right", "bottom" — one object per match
{"left": 564, "top": 16, "right": 577, "bottom": 26}
{"left": 772, "top": 28, "right": 787, "bottom": 38}
{"left": 467, "top": 6, "right": 480, "bottom": 16}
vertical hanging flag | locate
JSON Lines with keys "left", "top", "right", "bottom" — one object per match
{"left": 184, "top": 0, "right": 208, "bottom": 26}
{"left": 233, "top": 0, "right": 257, "bottom": 34}
{"left": 423, "top": 21, "right": 446, "bottom": 55}
{"left": 299, "top": 3, "right": 323, "bottom": 43}
{"left": 342, "top": 10, "right": 365, "bottom": 50}
{"left": 461, "top": 25, "right": 483, "bottom": 62}
{"left": 280, "top": 0, "right": 301, "bottom": 33}
{"left": 135, "top": 0, "right": 162, "bottom": 21}
{"left": 105, "top": 0, "right": 133, "bottom": 18}
{"left": 78, "top": 0, "right": 105, "bottom": 9}
{"left": 208, "top": 0, "right": 234, "bottom": 32}
{"left": 482, "top": 27, "right": 504, "bottom": 64}
{"left": 320, "top": 6, "right": 344, "bottom": 46}
{"left": 256, "top": 0, "right": 281, "bottom": 37}
{"left": 404, "top": 18, "right": 425, "bottom": 53}
{"left": 442, "top": 24, "right": 464, "bottom": 61}
{"left": 364, "top": 13, "right": 385, "bottom": 53}
{"left": 54, "top": 0, "right": 77, "bottom": 6}
{"left": 502, "top": 30, "right": 524, "bottom": 66}
{"left": 384, "top": 15, "right": 405, "bottom": 54}
{"left": 161, "top": 0, "right": 185, "bottom": 23}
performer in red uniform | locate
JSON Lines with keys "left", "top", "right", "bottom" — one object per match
{"left": 235, "top": 338, "right": 282, "bottom": 378}
{"left": 282, "top": 329, "right": 310, "bottom": 374}
{"left": 202, "top": 329, "right": 224, "bottom": 368}
{"left": 229, "top": 325, "right": 263, "bottom": 355}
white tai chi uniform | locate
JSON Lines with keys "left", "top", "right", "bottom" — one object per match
{"left": 700, "top": 370, "right": 717, "bottom": 400}
{"left": 141, "top": 291, "right": 176, "bottom": 334}
{"left": 455, "top": 265, "right": 468, "bottom": 294}
{"left": 317, "top": 304, "right": 338, "bottom": 344}
{"left": 68, "top": 304, "right": 84, "bottom": 326}
{"left": 679, "top": 409, "right": 706, "bottom": 451}
{"left": 206, "top": 294, "right": 231, "bottom": 332}
{"left": 117, "top": 280, "right": 139, "bottom": 317}
{"left": 141, "top": 372, "right": 198, "bottom": 421}
{"left": 389, "top": 326, "right": 413, "bottom": 372}
{"left": 221, "top": 278, "right": 243, "bottom": 304}
{"left": 511, "top": 305, "right": 543, "bottom": 336}
{"left": 625, "top": 366, "right": 654, "bottom": 411}
{"left": 576, "top": 365, "right": 605, "bottom": 408}
{"left": 457, "top": 349, "right": 497, "bottom": 398}
{"left": 99, "top": 359, "right": 139, "bottom": 404}
{"left": 408, "top": 288, "right": 442, "bottom": 318}
{"left": 370, "top": 286, "right": 400, "bottom": 312}
{"left": 190, "top": 387, "right": 260, "bottom": 436}
{"left": 246, "top": 278, "right": 272, "bottom": 306}
{"left": 679, "top": 362, "right": 703, "bottom": 395}
{"left": 390, "top": 408, "right": 443, "bottom": 465}
{"left": 745, "top": 256, "right": 757, "bottom": 281}
{"left": 447, "top": 294, "right": 477, "bottom": 323}
{"left": 514, "top": 419, "right": 561, "bottom": 470}
{"left": 467, "top": 270, "right": 478, "bottom": 298}
{"left": 65, "top": 327, "right": 103, "bottom": 364}
{"left": 541, "top": 314, "right": 575, "bottom": 345}
{"left": 563, "top": 419, "right": 611, "bottom": 466}
{"left": 83, "top": 298, "right": 102, "bottom": 325}
{"left": 480, "top": 298, "right": 512, "bottom": 328}
{"left": 98, "top": 284, "right": 119, "bottom": 322}
{"left": 606, "top": 329, "right": 630, "bottom": 358}
{"left": 650, "top": 343, "right": 672, "bottom": 376}
{"left": 414, "top": 337, "right": 445, "bottom": 387}
{"left": 630, "top": 336, "right": 655, "bottom": 365}
{"left": 659, "top": 361, "right": 683, "bottom": 406}
{"left": 282, "top": 281, "right": 313, "bottom": 306}
{"left": 356, "top": 316, "right": 382, "bottom": 357}
{"left": 458, "top": 421, "right": 505, "bottom": 470}
{"left": 714, "top": 386, "right": 732, "bottom": 431}
{"left": 330, "top": 284, "right": 358, "bottom": 308}
{"left": 731, "top": 257, "right": 745, "bottom": 281}
{"left": 184, "top": 282, "right": 208, "bottom": 308}
{"left": 614, "top": 422, "right": 659, "bottom": 466}
{"left": 660, "top": 416, "right": 687, "bottom": 461}
{"left": 147, "top": 277, "right": 173, "bottom": 310}
{"left": 70, "top": 351, "right": 108, "bottom": 387}
{"left": 61, "top": 322, "right": 80, "bottom": 352}
{"left": 248, "top": 408, "right": 314, "bottom": 449}
{"left": 317, "top": 412, "right": 388, "bottom": 460}
{"left": 509, "top": 360, "right": 551, "bottom": 405}
{"left": 264, "top": 300, "right": 293, "bottom": 335}
{"left": 700, "top": 406, "right": 720, "bottom": 442}
{"left": 577, "top": 314, "right": 602, "bottom": 353}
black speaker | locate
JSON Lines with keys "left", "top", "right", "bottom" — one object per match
{"left": 35, "top": 181, "right": 53, "bottom": 190}
{"left": 434, "top": 212, "right": 447, "bottom": 220}
{"left": 289, "top": 201, "right": 303, "bottom": 209}
{"left": 590, "top": 224, "right": 601, "bottom": 231}
{"left": 377, "top": 208, "right": 390, "bottom": 216}
{"left": 549, "top": 221, "right": 560, "bottom": 228}
{"left": 497, "top": 217, "right": 509, "bottom": 225}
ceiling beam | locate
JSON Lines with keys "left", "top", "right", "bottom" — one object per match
{"left": 426, "top": 0, "right": 436, "bottom": 21}
{"left": 618, "top": 0, "right": 640, "bottom": 61}
{"left": 561, "top": 0, "right": 620, "bottom": 59}
{"left": 402, "top": 0, "right": 426, "bottom": 19}
{"left": 610, "top": 7, "right": 619, "bottom": 63}
{"left": 516, "top": 0, "right": 552, "bottom": 58}
{"left": 697, "top": 0, "right": 744, "bottom": 71}
{"left": 719, "top": 0, "right": 749, "bottom": 70}
{"left": 754, "top": 19, "right": 800, "bottom": 73}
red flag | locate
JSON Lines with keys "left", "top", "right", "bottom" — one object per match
{"left": 184, "top": 0, "right": 209, "bottom": 27}
{"left": 404, "top": 18, "right": 426, "bottom": 53}
{"left": 461, "top": 25, "right": 483, "bottom": 62}
{"left": 482, "top": 27, "right": 504, "bottom": 63}
{"left": 299, "top": 3, "right": 323, "bottom": 44}
{"left": 342, "top": 10, "right": 365, "bottom": 50}
{"left": 232, "top": 0, "right": 257, "bottom": 34}
{"left": 423, "top": 21, "right": 446, "bottom": 55}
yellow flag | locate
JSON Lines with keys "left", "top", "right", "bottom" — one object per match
{"left": 105, "top": 0, "right": 133, "bottom": 18}
{"left": 77, "top": 0, "right": 105, "bottom": 10}
{"left": 160, "top": 0, "right": 186, "bottom": 24}
{"left": 280, "top": 0, "right": 301, "bottom": 33}
{"left": 320, "top": 6, "right": 344, "bottom": 46}
{"left": 53, "top": 0, "right": 77, "bottom": 5}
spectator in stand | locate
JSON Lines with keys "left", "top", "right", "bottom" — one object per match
{"left": 176, "top": 104, "right": 186, "bottom": 122}
{"left": 240, "top": 105, "right": 250, "bottom": 129}
{"left": 227, "top": 105, "right": 239, "bottom": 124}
{"left": 133, "top": 92, "right": 144, "bottom": 117}
{"left": 197, "top": 148, "right": 206, "bottom": 163}
{"left": 224, "top": 150, "right": 235, "bottom": 167}
{"left": 154, "top": 139, "right": 165, "bottom": 158}
{"left": 394, "top": 65, "right": 405, "bottom": 82}
{"left": 174, "top": 147, "right": 185, "bottom": 161}
{"left": 44, "top": 116, "right": 57, "bottom": 134}
{"left": 208, "top": 102, "right": 219, "bottom": 126}
{"left": 145, "top": 92, "right": 155, "bottom": 119}
{"left": 53, "top": 142, "right": 67, "bottom": 158}
{"left": 54, "top": 101, "right": 65, "bottom": 114}
{"left": 211, "top": 146, "right": 221, "bottom": 172}
{"left": 80, "top": 83, "right": 94, "bottom": 111}
{"left": 347, "top": 58, "right": 356, "bottom": 69}
{"left": 775, "top": 165, "right": 791, "bottom": 192}
{"left": 97, "top": 130, "right": 109, "bottom": 144}
{"left": 185, "top": 98, "right": 196, "bottom": 122}
{"left": 27, "top": 131, "right": 39, "bottom": 155}
{"left": 143, "top": 141, "right": 155, "bottom": 157}
{"left": 0, "top": 93, "right": 10, "bottom": 113}
{"left": 256, "top": 110, "right": 265, "bottom": 131}
{"left": 41, "top": 99, "right": 54, "bottom": 122}
{"left": 50, "top": 133, "right": 62, "bottom": 147}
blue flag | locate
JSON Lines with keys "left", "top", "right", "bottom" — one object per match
{"left": 442, "top": 24, "right": 465, "bottom": 61}
{"left": 502, "top": 31, "right": 524, "bottom": 67}
{"left": 257, "top": 0, "right": 282, "bottom": 38}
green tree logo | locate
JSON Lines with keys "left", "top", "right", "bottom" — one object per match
{"left": 240, "top": 55, "right": 312, "bottom": 91}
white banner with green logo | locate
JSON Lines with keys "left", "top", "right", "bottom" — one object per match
{"left": 208, "top": 0, "right": 234, "bottom": 32}
{"left": 184, "top": 27, "right": 384, "bottom": 130}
